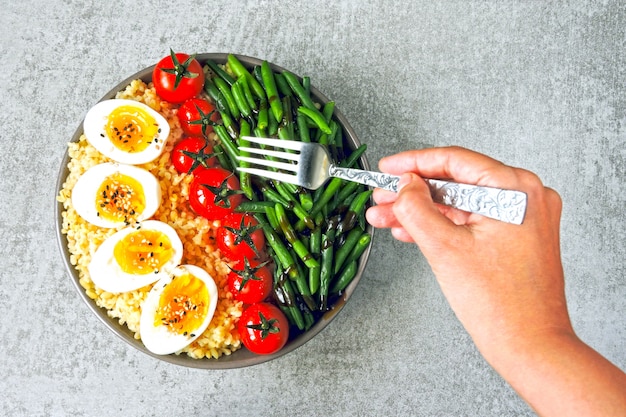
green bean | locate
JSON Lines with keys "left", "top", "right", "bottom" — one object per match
{"left": 252, "top": 65, "right": 264, "bottom": 85}
{"left": 278, "top": 303, "right": 295, "bottom": 327}
{"left": 274, "top": 72, "right": 292, "bottom": 97}
{"left": 302, "top": 75, "right": 311, "bottom": 96}
{"left": 273, "top": 265, "right": 305, "bottom": 330}
{"left": 281, "top": 70, "right": 317, "bottom": 111}
{"left": 235, "top": 200, "right": 275, "bottom": 213}
{"left": 212, "top": 143, "right": 232, "bottom": 171}
{"left": 342, "top": 143, "right": 368, "bottom": 169}
{"left": 281, "top": 280, "right": 306, "bottom": 330}
{"left": 314, "top": 101, "right": 336, "bottom": 142}
{"left": 290, "top": 252, "right": 318, "bottom": 311}
{"left": 238, "top": 74, "right": 257, "bottom": 111}
{"left": 275, "top": 203, "right": 319, "bottom": 269}
{"left": 203, "top": 77, "right": 231, "bottom": 117}
{"left": 297, "top": 106, "right": 332, "bottom": 135}
{"left": 238, "top": 120, "right": 254, "bottom": 199}
{"left": 333, "top": 227, "right": 364, "bottom": 274}
{"left": 327, "top": 121, "right": 339, "bottom": 147}
{"left": 308, "top": 214, "right": 323, "bottom": 294}
{"left": 231, "top": 78, "right": 251, "bottom": 118}
{"left": 264, "top": 205, "right": 280, "bottom": 231}
{"left": 340, "top": 232, "right": 371, "bottom": 271}
{"left": 254, "top": 213, "right": 298, "bottom": 279}
{"left": 261, "top": 185, "right": 291, "bottom": 207}
{"left": 205, "top": 78, "right": 239, "bottom": 138}
{"left": 220, "top": 111, "right": 239, "bottom": 139}
{"left": 303, "top": 178, "right": 342, "bottom": 224}
{"left": 205, "top": 59, "right": 235, "bottom": 86}
{"left": 337, "top": 188, "right": 359, "bottom": 211}
{"left": 335, "top": 181, "right": 362, "bottom": 208}
{"left": 337, "top": 190, "right": 373, "bottom": 234}
{"left": 277, "top": 95, "right": 295, "bottom": 140}
{"left": 257, "top": 98, "right": 268, "bottom": 130}
{"left": 227, "top": 54, "right": 266, "bottom": 100}
{"left": 322, "top": 101, "right": 335, "bottom": 123}
{"left": 330, "top": 260, "right": 358, "bottom": 294}
{"left": 296, "top": 112, "right": 311, "bottom": 143}
{"left": 253, "top": 126, "right": 267, "bottom": 139}
{"left": 298, "top": 190, "right": 313, "bottom": 211}
{"left": 261, "top": 61, "right": 283, "bottom": 122}
{"left": 319, "top": 219, "right": 337, "bottom": 311}
{"left": 268, "top": 104, "right": 279, "bottom": 136}
{"left": 334, "top": 125, "right": 345, "bottom": 157}
{"left": 274, "top": 182, "right": 315, "bottom": 230}
{"left": 213, "top": 77, "right": 239, "bottom": 119}
{"left": 213, "top": 125, "right": 239, "bottom": 170}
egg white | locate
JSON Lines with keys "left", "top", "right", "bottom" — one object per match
{"left": 139, "top": 265, "right": 219, "bottom": 355}
{"left": 88, "top": 220, "right": 183, "bottom": 294}
{"left": 71, "top": 162, "right": 161, "bottom": 228}
{"left": 83, "top": 99, "right": 170, "bottom": 165}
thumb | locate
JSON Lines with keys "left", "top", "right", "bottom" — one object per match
{"left": 392, "top": 173, "right": 463, "bottom": 252}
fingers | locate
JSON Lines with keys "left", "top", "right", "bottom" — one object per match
{"left": 372, "top": 187, "right": 398, "bottom": 205}
{"left": 390, "top": 173, "right": 466, "bottom": 248}
{"left": 378, "top": 146, "right": 519, "bottom": 189}
{"left": 391, "top": 227, "right": 417, "bottom": 243}
{"left": 367, "top": 147, "right": 559, "bottom": 250}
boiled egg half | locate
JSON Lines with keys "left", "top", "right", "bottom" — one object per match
{"left": 72, "top": 162, "right": 161, "bottom": 228}
{"left": 139, "top": 264, "right": 218, "bottom": 355}
{"left": 88, "top": 220, "right": 183, "bottom": 294}
{"left": 83, "top": 99, "right": 170, "bottom": 164}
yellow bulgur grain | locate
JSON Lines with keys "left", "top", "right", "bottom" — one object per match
{"left": 57, "top": 80, "right": 242, "bottom": 359}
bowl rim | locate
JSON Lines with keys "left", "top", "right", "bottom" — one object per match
{"left": 55, "top": 52, "right": 374, "bottom": 369}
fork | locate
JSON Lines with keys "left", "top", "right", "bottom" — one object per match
{"left": 236, "top": 136, "right": 527, "bottom": 225}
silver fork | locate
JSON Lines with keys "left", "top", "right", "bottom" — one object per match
{"left": 236, "top": 136, "right": 527, "bottom": 225}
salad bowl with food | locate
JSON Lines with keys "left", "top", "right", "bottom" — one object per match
{"left": 55, "top": 52, "right": 374, "bottom": 368}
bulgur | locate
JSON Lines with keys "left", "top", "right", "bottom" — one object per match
{"left": 57, "top": 79, "right": 242, "bottom": 359}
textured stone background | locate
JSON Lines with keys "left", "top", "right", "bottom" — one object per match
{"left": 1, "top": 1, "right": 624, "bottom": 416}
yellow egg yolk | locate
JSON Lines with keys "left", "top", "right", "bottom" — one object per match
{"left": 113, "top": 229, "right": 174, "bottom": 275}
{"left": 105, "top": 104, "right": 160, "bottom": 153}
{"left": 95, "top": 173, "right": 146, "bottom": 224}
{"left": 155, "top": 272, "right": 209, "bottom": 336}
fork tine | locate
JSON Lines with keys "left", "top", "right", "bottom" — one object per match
{"left": 237, "top": 167, "right": 299, "bottom": 185}
{"left": 237, "top": 156, "right": 299, "bottom": 172}
{"left": 238, "top": 146, "right": 299, "bottom": 161}
{"left": 241, "top": 136, "right": 305, "bottom": 151}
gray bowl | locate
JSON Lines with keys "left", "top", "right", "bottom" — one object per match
{"left": 55, "top": 53, "right": 373, "bottom": 369}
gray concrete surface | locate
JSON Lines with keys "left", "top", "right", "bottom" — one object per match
{"left": 1, "top": 1, "right": 625, "bottom": 416}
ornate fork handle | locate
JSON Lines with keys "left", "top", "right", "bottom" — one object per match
{"left": 329, "top": 166, "right": 527, "bottom": 225}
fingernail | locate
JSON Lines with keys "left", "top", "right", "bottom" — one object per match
{"left": 397, "top": 173, "right": 415, "bottom": 192}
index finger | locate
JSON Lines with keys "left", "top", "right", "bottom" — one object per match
{"left": 378, "top": 146, "right": 518, "bottom": 189}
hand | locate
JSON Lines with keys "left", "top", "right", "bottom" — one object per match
{"left": 366, "top": 146, "right": 626, "bottom": 416}
{"left": 366, "top": 146, "right": 568, "bottom": 350}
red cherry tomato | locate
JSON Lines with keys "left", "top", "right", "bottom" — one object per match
{"left": 227, "top": 258, "right": 273, "bottom": 304}
{"left": 152, "top": 51, "right": 204, "bottom": 103}
{"left": 188, "top": 167, "right": 243, "bottom": 220}
{"left": 217, "top": 213, "right": 266, "bottom": 263}
{"left": 238, "top": 303, "right": 290, "bottom": 355}
{"left": 171, "top": 137, "right": 218, "bottom": 175}
{"left": 178, "top": 98, "right": 218, "bottom": 137}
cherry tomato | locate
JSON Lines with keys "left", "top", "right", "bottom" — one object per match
{"left": 178, "top": 98, "right": 218, "bottom": 137}
{"left": 238, "top": 302, "right": 289, "bottom": 355}
{"left": 227, "top": 258, "right": 273, "bottom": 304}
{"left": 188, "top": 167, "right": 243, "bottom": 220}
{"left": 217, "top": 212, "right": 266, "bottom": 263}
{"left": 171, "top": 136, "right": 218, "bottom": 175}
{"left": 152, "top": 50, "right": 204, "bottom": 103}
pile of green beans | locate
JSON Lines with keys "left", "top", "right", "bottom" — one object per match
{"left": 203, "top": 54, "right": 372, "bottom": 332}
